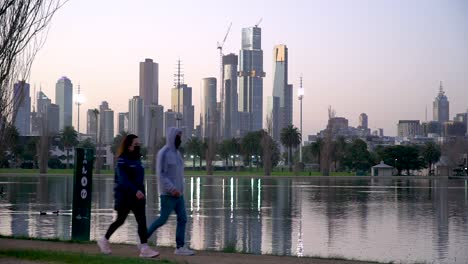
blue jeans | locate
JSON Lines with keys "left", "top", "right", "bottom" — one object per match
{"left": 147, "top": 195, "right": 187, "bottom": 248}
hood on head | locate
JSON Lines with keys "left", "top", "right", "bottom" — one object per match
{"left": 166, "top": 127, "right": 182, "bottom": 149}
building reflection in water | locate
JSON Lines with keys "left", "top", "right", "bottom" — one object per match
{"left": 1, "top": 175, "right": 468, "bottom": 263}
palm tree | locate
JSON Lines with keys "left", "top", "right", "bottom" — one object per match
{"left": 241, "top": 131, "right": 262, "bottom": 170}
{"left": 280, "top": 125, "right": 301, "bottom": 172}
{"left": 60, "top": 126, "right": 78, "bottom": 169}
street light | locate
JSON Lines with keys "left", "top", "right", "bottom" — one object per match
{"left": 74, "top": 85, "right": 85, "bottom": 139}
{"left": 298, "top": 76, "right": 304, "bottom": 164}
{"left": 394, "top": 159, "right": 398, "bottom": 175}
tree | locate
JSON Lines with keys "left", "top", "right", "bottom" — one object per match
{"left": 229, "top": 137, "right": 240, "bottom": 170}
{"left": 78, "top": 138, "right": 96, "bottom": 150}
{"left": 377, "top": 145, "right": 424, "bottom": 175}
{"left": 280, "top": 125, "right": 301, "bottom": 172}
{"left": 241, "top": 131, "right": 262, "bottom": 170}
{"left": 218, "top": 139, "right": 231, "bottom": 171}
{"left": 185, "top": 137, "right": 202, "bottom": 170}
{"left": 332, "top": 136, "right": 348, "bottom": 171}
{"left": 341, "top": 139, "right": 373, "bottom": 174}
{"left": 309, "top": 138, "right": 323, "bottom": 168}
{"left": 421, "top": 141, "right": 441, "bottom": 176}
{"left": 0, "top": 0, "right": 65, "bottom": 157}
{"left": 60, "top": 126, "right": 78, "bottom": 169}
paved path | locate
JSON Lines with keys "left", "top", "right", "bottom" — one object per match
{"left": 0, "top": 238, "right": 379, "bottom": 264}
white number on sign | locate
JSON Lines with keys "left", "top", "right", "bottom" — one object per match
{"left": 81, "top": 177, "right": 88, "bottom": 187}
{"left": 81, "top": 189, "right": 87, "bottom": 199}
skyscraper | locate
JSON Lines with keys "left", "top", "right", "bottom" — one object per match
{"left": 359, "top": 113, "right": 368, "bottom": 129}
{"left": 145, "top": 104, "right": 164, "bottom": 148}
{"left": 55, "top": 76, "right": 73, "bottom": 130}
{"left": 433, "top": 81, "right": 449, "bottom": 123}
{"left": 118, "top": 112, "right": 129, "bottom": 133}
{"left": 47, "top": 104, "right": 60, "bottom": 134}
{"left": 99, "top": 101, "right": 114, "bottom": 145}
{"left": 267, "top": 96, "right": 280, "bottom": 140}
{"left": 87, "top": 109, "right": 98, "bottom": 142}
{"left": 397, "top": 120, "right": 422, "bottom": 138}
{"left": 271, "top": 44, "right": 292, "bottom": 141}
{"left": 139, "top": 58, "right": 160, "bottom": 146}
{"left": 102, "top": 109, "right": 114, "bottom": 145}
{"left": 13, "top": 81, "right": 31, "bottom": 136}
{"left": 222, "top": 53, "right": 239, "bottom": 139}
{"left": 128, "top": 96, "right": 143, "bottom": 138}
{"left": 239, "top": 26, "right": 265, "bottom": 133}
{"left": 164, "top": 110, "right": 177, "bottom": 138}
{"left": 202, "top": 78, "right": 217, "bottom": 138}
{"left": 37, "top": 91, "right": 51, "bottom": 116}
{"left": 171, "top": 84, "right": 194, "bottom": 139}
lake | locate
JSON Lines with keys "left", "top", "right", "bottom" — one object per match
{"left": 0, "top": 174, "right": 467, "bottom": 263}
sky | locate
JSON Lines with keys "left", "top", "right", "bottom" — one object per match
{"left": 28, "top": 0, "right": 468, "bottom": 137}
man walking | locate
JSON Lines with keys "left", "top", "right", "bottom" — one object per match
{"left": 147, "top": 127, "right": 195, "bottom": 256}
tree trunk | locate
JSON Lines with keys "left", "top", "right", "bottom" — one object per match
{"left": 289, "top": 147, "right": 293, "bottom": 172}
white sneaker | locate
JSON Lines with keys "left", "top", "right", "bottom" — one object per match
{"left": 174, "top": 246, "right": 195, "bottom": 256}
{"left": 97, "top": 238, "right": 111, "bottom": 254}
{"left": 139, "top": 244, "right": 160, "bottom": 258}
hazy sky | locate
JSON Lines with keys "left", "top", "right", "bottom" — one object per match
{"left": 28, "top": 0, "right": 468, "bottom": 137}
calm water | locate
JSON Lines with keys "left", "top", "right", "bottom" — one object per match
{"left": 0, "top": 174, "right": 467, "bottom": 263}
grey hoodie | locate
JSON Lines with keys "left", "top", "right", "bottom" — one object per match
{"left": 156, "top": 127, "right": 184, "bottom": 195}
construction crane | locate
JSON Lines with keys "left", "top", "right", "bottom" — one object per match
{"left": 217, "top": 22, "right": 232, "bottom": 135}
{"left": 255, "top": 17, "right": 262, "bottom": 27}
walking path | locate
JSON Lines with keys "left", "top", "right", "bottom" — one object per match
{"left": 0, "top": 238, "right": 380, "bottom": 264}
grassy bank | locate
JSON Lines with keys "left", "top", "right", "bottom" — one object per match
{"left": 0, "top": 168, "right": 355, "bottom": 176}
{"left": 0, "top": 249, "right": 173, "bottom": 264}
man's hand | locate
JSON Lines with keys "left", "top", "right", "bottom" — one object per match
{"left": 136, "top": 190, "right": 145, "bottom": 200}
{"left": 171, "top": 190, "right": 181, "bottom": 197}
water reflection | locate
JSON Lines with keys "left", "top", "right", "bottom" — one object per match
{"left": 0, "top": 175, "right": 468, "bottom": 264}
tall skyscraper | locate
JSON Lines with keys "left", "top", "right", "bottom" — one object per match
{"left": 47, "top": 104, "right": 60, "bottom": 134}
{"left": 118, "top": 112, "right": 129, "bottom": 133}
{"left": 99, "top": 101, "right": 114, "bottom": 145}
{"left": 37, "top": 91, "right": 51, "bottom": 116}
{"left": 164, "top": 109, "right": 177, "bottom": 138}
{"left": 202, "top": 78, "right": 217, "bottom": 138}
{"left": 128, "top": 96, "right": 143, "bottom": 138}
{"left": 171, "top": 84, "right": 194, "bottom": 139}
{"left": 145, "top": 104, "right": 164, "bottom": 148}
{"left": 433, "top": 81, "right": 449, "bottom": 123}
{"left": 102, "top": 109, "right": 114, "bottom": 145}
{"left": 267, "top": 96, "right": 280, "bottom": 140}
{"left": 13, "top": 81, "right": 31, "bottom": 136}
{"left": 239, "top": 26, "right": 265, "bottom": 133}
{"left": 139, "top": 58, "right": 160, "bottom": 146}
{"left": 87, "top": 109, "right": 98, "bottom": 142}
{"left": 222, "top": 54, "right": 239, "bottom": 139}
{"left": 55, "top": 76, "right": 73, "bottom": 130}
{"left": 271, "top": 44, "right": 292, "bottom": 141}
{"left": 359, "top": 113, "right": 368, "bottom": 129}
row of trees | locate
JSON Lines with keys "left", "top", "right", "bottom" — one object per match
{"left": 3, "top": 121, "right": 460, "bottom": 176}
{"left": 302, "top": 137, "right": 443, "bottom": 175}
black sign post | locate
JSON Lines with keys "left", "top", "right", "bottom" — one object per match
{"left": 71, "top": 148, "right": 94, "bottom": 241}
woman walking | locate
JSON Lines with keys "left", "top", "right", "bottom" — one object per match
{"left": 97, "top": 134, "right": 158, "bottom": 258}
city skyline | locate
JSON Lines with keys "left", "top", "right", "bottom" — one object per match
{"left": 25, "top": 0, "right": 468, "bottom": 137}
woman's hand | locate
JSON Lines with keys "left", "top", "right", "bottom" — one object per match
{"left": 136, "top": 190, "right": 145, "bottom": 200}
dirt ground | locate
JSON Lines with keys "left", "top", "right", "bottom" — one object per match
{"left": 0, "top": 238, "right": 380, "bottom": 264}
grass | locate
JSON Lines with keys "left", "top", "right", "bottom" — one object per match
{"left": 0, "top": 249, "right": 174, "bottom": 264}
{"left": 0, "top": 168, "right": 356, "bottom": 177}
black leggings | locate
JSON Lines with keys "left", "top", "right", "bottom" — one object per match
{"left": 105, "top": 203, "right": 148, "bottom": 244}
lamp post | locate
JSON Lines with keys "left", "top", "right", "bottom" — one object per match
{"left": 298, "top": 76, "right": 304, "bottom": 163}
{"left": 74, "top": 84, "right": 85, "bottom": 140}
{"left": 394, "top": 158, "right": 398, "bottom": 175}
